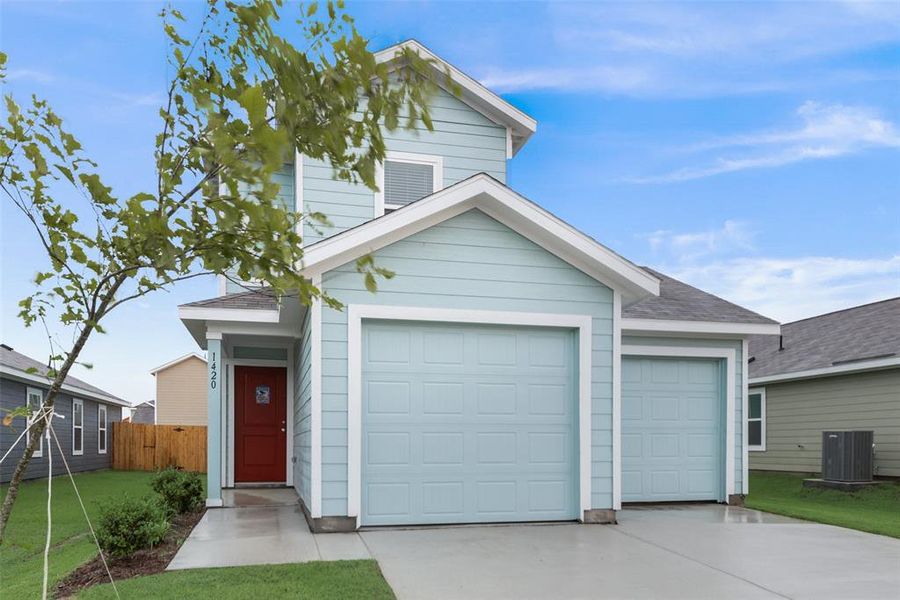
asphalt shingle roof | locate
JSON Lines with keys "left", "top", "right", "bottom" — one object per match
{"left": 0, "top": 344, "right": 124, "bottom": 401}
{"left": 181, "top": 288, "right": 279, "bottom": 311}
{"left": 624, "top": 268, "right": 778, "bottom": 325}
{"left": 748, "top": 297, "right": 900, "bottom": 379}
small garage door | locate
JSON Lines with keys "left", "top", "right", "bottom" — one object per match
{"left": 361, "top": 321, "right": 578, "bottom": 526}
{"left": 621, "top": 356, "right": 723, "bottom": 502}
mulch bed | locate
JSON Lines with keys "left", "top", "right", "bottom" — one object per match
{"left": 55, "top": 509, "right": 205, "bottom": 598}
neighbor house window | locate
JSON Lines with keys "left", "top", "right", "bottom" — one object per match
{"left": 26, "top": 387, "right": 44, "bottom": 458}
{"left": 748, "top": 388, "right": 766, "bottom": 451}
{"left": 376, "top": 152, "right": 443, "bottom": 213}
{"left": 98, "top": 405, "right": 107, "bottom": 455}
{"left": 72, "top": 399, "right": 84, "bottom": 455}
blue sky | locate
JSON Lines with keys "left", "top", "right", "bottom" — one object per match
{"left": 2, "top": 1, "right": 899, "bottom": 405}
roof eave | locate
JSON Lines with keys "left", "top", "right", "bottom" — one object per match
{"left": 749, "top": 356, "right": 900, "bottom": 385}
{"left": 0, "top": 364, "right": 129, "bottom": 407}
{"left": 622, "top": 318, "right": 781, "bottom": 338}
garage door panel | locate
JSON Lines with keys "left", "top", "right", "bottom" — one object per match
{"left": 362, "top": 321, "right": 578, "bottom": 526}
{"left": 622, "top": 356, "right": 722, "bottom": 503}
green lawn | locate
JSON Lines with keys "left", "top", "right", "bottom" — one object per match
{"left": 0, "top": 470, "right": 157, "bottom": 598}
{"left": 746, "top": 471, "right": 900, "bottom": 538}
{"left": 77, "top": 560, "right": 395, "bottom": 599}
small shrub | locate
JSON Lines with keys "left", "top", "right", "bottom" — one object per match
{"left": 152, "top": 468, "right": 204, "bottom": 515}
{"left": 96, "top": 496, "right": 169, "bottom": 558}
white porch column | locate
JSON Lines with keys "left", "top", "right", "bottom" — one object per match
{"left": 206, "top": 332, "right": 224, "bottom": 507}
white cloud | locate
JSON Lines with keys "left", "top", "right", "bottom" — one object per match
{"left": 628, "top": 102, "right": 900, "bottom": 183}
{"left": 6, "top": 68, "right": 54, "bottom": 84}
{"left": 472, "top": 2, "right": 900, "bottom": 97}
{"left": 642, "top": 220, "right": 755, "bottom": 260}
{"left": 667, "top": 255, "right": 900, "bottom": 322}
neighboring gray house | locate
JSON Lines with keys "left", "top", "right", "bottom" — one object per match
{"left": 748, "top": 298, "right": 900, "bottom": 477}
{"left": 130, "top": 400, "right": 156, "bottom": 424}
{"left": 0, "top": 344, "right": 129, "bottom": 483}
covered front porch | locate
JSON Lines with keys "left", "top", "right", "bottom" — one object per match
{"left": 179, "top": 291, "right": 305, "bottom": 509}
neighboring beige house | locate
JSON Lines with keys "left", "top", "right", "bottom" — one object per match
{"left": 748, "top": 298, "right": 900, "bottom": 478}
{"left": 151, "top": 353, "right": 207, "bottom": 426}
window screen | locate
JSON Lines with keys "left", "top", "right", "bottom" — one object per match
{"left": 748, "top": 392, "right": 763, "bottom": 447}
{"left": 384, "top": 160, "right": 434, "bottom": 206}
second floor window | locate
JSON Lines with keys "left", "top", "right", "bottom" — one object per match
{"left": 378, "top": 152, "right": 443, "bottom": 212}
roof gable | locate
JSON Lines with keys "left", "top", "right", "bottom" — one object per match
{"left": 375, "top": 40, "right": 537, "bottom": 156}
{"left": 150, "top": 352, "right": 207, "bottom": 375}
{"left": 301, "top": 174, "right": 659, "bottom": 303}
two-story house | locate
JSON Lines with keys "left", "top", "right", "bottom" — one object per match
{"left": 177, "top": 41, "right": 780, "bottom": 532}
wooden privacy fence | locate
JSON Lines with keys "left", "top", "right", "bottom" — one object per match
{"left": 112, "top": 422, "right": 207, "bottom": 472}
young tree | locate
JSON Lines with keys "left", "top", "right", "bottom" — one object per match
{"left": 0, "top": 0, "right": 436, "bottom": 541}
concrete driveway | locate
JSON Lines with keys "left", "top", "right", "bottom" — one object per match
{"left": 360, "top": 505, "right": 900, "bottom": 600}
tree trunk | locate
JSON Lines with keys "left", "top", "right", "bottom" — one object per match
{"left": 0, "top": 275, "right": 125, "bottom": 544}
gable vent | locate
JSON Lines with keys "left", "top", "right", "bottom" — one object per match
{"left": 384, "top": 160, "right": 434, "bottom": 206}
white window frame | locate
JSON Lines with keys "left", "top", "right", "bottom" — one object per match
{"left": 72, "top": 398, "right": 84, "bottom": 456}
{"left": 375, "top": 151, "right": 443, "bottom": 216}
{"left": 748, "top": 387, "right": 766, "bottom": 452}
{"left": 98, "top": 404, "right": 108, "bottom": 455}
{"left": 26, "top": 386, "right": 44, "bottom": 458}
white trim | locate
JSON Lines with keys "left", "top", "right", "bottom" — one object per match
{"left": 505, "top": 127, "right": 513, "bottom": 160}
{"left": 622, "top": 318, "right": 780, "bottom": 337}
{"left": 302, "top": 174, "right": 659, "bottom": 303}
{"left": 375, "top": 151, "right": 444, "bottom": 216}
{"left": 217, "top": 275, "right": 228, "bottom": 296}
{"left": 742, "top": 339, "right": 749, "bottom": 494}
{"left": 612, "top": 291, "right": 622, "bottom": 510}
{"left": 374, "top": 40, "right": 537, "bottom": 155}
{"left": 98, "top": 404, "right": 108, "bottom": 455}
{"left": 224, "top": 353, "right": 291, "bottom": 487}
{"left": 206, "top": 498, "right": 224, "bottom": 508}
{"left": 26, "top": 386, "right": 44, "bottom": 458}
{"left": 622, "top": 344, "right": 737, "bottom": 500}
{"left": 0, "top": 365, "right": 129, "bottom": 407}
{"left": 72, "top": 398, "right": 84, "bottom": 456}
{"left": 179, "top": 306, "right": 280, "bottom": 323}
{"left": 150, "top": 352, "right": 206, "bottom": 375}
{"left": 294, "top": 150, "right": 304, "bottom": 218}
{"left": 310, "top": 276, "right": 323, "bottom": 518}
{"left": 346, "top": 304, "right": 593, "bottom": 527}
{"left": 749, "top": 356, "right": 900, "bottom": 384}
{"left": 747, "top": 387, "right": 767, "bottom": 453}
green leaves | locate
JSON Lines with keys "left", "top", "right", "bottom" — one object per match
{"left": 1, "top": 0, "right": 435, "bottom": 351}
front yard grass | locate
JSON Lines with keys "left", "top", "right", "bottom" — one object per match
{"left": 77, "top": 560, "right": 396, "bottom": 599}
{"left": 746, "top": 471, "right": 900, "bottom": 538}
{"left": 0, "top": 470, "right": 157, "bottom": 598}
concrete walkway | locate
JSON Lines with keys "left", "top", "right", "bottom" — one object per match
{"left": 167, "top": 504, "right": 369, "bottom": 570}
{"left": 169, "top": 503, "right": 900, "bottom": 599}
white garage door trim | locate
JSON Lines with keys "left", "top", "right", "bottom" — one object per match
{"left": 348, "top": 304, "right": 593, "bottom": 528}
{"left": 622, "top": 345, "right": 736, "bottom": 498}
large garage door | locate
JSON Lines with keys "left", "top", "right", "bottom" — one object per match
{"left": 621, "top": 356, "right": 723, "bottom": 502}
{"left": 361, "top": 321, "right": 578, "bottom": 526}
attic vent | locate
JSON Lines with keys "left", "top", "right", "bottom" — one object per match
{"left": 384, "top": 160, "right": 435, "bottom": 207}
{"left": 0, "top": 344, "right": 12, "bottom": 351}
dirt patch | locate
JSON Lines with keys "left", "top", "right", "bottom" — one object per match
{"left": 55, "top": 509, "right": 205, "bottom": 598}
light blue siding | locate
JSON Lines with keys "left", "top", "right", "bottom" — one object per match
{"left": 622, "top": 335, "right": 745, "bottom": 493}
{"left": 320, "top": 209, "right": 614, "bottom": 516}
{"left": 225, "top": 162, "right": 296, "bottom": 294}
{"left": 361, "top": 321, "right": 578, "bottom": 526}
{"left": 293, "top": 308, "right": 312, "bottom": 506}
{"left": 302, "top": 86, "right": 508, "bottom": 244}
{"left": 621, "top": 356, "right": 723, "bottom": 502}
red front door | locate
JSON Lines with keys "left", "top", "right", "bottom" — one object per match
{"left": 235, "top": 366, "right": 287, "bottom": 483}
